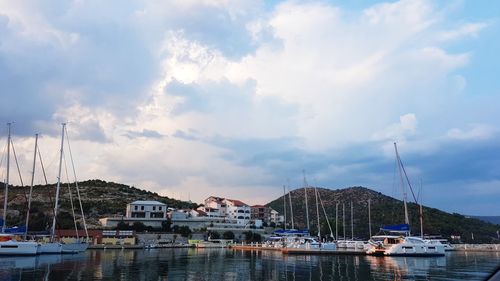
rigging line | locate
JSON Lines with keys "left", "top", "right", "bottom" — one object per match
{"left": 318, "top": 188, "right": 334, "bottom": 238}
{"left": 0, "top": 141, "right": 7, "bottom": 173}
{"left": 37, "top": 144, "right": 56, "bottom": 221}
{"left": 37, "top": 145, "right": 49, "bottom": 185}
{"left": 398, "top": 156, "right": 418, "bottom": 204}
{"left": 25, "top": 134, "right": 38, "bottom": 240}
{"left": 10, "top": 138, "right": 25, "bottom": 186}
{"left": 64, "top": 126, "right": 88, "bottom": 240}
{"left": 10, "top": 138, "right": 29, "bottom": 214}
{"left": 391, "top": 149, "right": 399, "bottom": 224}
{"left": 63, "top": 151, "right": 79, "bottom": 240}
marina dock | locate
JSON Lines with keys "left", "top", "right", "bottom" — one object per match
{"left": 231, "top": 243, "right": 368, "bottom": 255}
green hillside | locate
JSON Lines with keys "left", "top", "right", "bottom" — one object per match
{"left": 1, "top": 179, "right": 196, "bottom": 231}
{"left": 267, "top": 186, "right": 500, "bottom": 244}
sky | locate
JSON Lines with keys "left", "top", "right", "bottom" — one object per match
{"left": 0, "top": 0, "right": 499, "bottom": 216}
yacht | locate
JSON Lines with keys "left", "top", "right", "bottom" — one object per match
{"left": 365, "top": 143, "right": 445, "bottom": 257}
{"left": 0, "top": 124, "right": 39, "bottom": 256}
{"left": 286, "top": 236, "right": 336, "bottom": 250}
{"left": 337, "top": 239, "right": 370, "bottom": 250}
{"left": 367, "top": 234, "right": 445, "bottom": 256}
{"left": 0, "top": 234, "right": 39, "bottom": 255}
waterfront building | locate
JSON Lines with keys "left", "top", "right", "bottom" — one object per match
{"left": 99, "top": 200, "right": 168, "bottom": 228}
{"left": 251, "top": 205, "right": 271, "bottom": 222}
{"left": 270, "top": 209, "right": 284, "bottom": 224}
{"left": 54, "top": 229, "right": 136, "bottom": 245}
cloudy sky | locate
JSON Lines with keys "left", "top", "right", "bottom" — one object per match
{"left": 0, "top": 0, "right": 499, "bottom": 215}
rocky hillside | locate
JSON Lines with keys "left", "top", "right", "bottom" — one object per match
{"left": 1, "top": 179, "right": 196, "bottom": 230}
{"left": 267, "top": 186, "right": 500, "bottom": 243}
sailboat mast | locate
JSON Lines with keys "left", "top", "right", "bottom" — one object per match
{"left": 419, "top": 179, "right": 424, "bottom": 239}
{"left": 2, "top": 123, "right": 11, "bottom": 233}
{"left": 51, "top": 123, "right": 66, "bottom": 241}
{"left": 368, "top": 199, "right": 372, "bottom": 238}
{"left": 287, "top": 185, "right": 294, "bottom": 229}
{"left": 315, "top": 187, "right": 321, "bottom": 240}
{"left": 342, "top": 203, "right": 346, "bottom": 240}
{"left": 303, "top": 170, "right": 310, "bottom": 231}
{"left": 351, "top": 201, "right": 354, "bottom": 240}
{"left": 65, "top": 125, "right": 89, "bottom": 241}
{"left": 25, "top": 134, "right": 38, "bottom": 239}
{"left": 394, "top": 142, "right": 409, "bottom": 225}
{"left": 335, "top": 202, "right": 338, "bottom": 240}
{"left": 283, "top": 185, "right": 287, "bottom": 230}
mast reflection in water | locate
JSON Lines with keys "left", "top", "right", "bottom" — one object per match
{"left": 0, "top": 249, "right": 498, "bottom": 280}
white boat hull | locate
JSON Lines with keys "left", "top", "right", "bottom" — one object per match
{"left": 61, "top": 242, "right": 89, "bottom": 253}
{"left": 0, "top": 240, "right": 39, "bottom": 255}
{"left": 37, "top": 242, "right": 63, "bottom": 254}
{"left": 367, "top": 242, "right": 445, "bottom": 256}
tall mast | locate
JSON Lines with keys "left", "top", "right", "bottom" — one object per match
{"left": 394, "top": 142, "right": 409, "bottom": 225}
{"left": 419, "top": 179, "right": 424, "bottom": 239}
{"left": 350, "top": 201, "right": 354, "bottom": 240}
{"left": 303, "top": 170, "right": 310, "bottom": 231}
{"left": 287, "top": 184, "right": 294, "bottom": 229}
{"left": 314, "top": 187, "right": 321, "bottom": 240}
{"left": 368, "top": 199, "right": 372, "bottom": 238}
{"left": 342, "top": 203, "right": 346, "bottom": 240}
{"left": 2, "top": 123, "right": 11, "bottom": 233}
{"left": 335, "top": 202, "right": 338, "bottom": 240}
{"left": 51, "top": 123, "right": 66, "bottom": 241}
{"left": 25, "top": 133, "right": 38, "bottom": 239}
{"left": 283, "top": 185, "right": 287, "bottom": 230}
{"left": 65, "top": 125, "right": 89, "bottom": 241}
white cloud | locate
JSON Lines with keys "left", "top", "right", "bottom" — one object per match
{"left": 447, "top": 124, "right": 497, "bottom": 141}
{"left": 438, "top": 22, "right": 489, "bottom": 42}
{"left": 372, "top": 113, "right": 418, "bottom": 142}
{"left": 1, "top": 0, "right": 497, "bottom": 213}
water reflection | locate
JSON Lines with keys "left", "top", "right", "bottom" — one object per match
{"left": 0, "top": 249, "right": 498, "bottom": 280}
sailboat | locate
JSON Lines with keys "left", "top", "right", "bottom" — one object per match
{"left": 24, "top": 133, "right": 63, "bottom": 254}
{"left": 365, "top": 143, "right": 445, "bottom": 256}
{"left": 51, "top": 123, "right": 89, "bottom": 253}
{"left": 0, "top": 123, "right": 39, "bottom": 255}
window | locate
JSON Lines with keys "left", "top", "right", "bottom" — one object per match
{"left": 151, "top": 212, "right": 164, "bottom": 218}
{"left": 134, "top": 206, "right": 138, "bottom": 210}
{"left": 141, "top": 206, "right": 144, "bottom": 210}
{"left": 131, "top": 212, "right": 146, "bottom": 218}
{"left": 153, "top": 206, "right": 156, "bottom": 211}
{"left": 159, "top": 206, "right": 162, "bottom": 211}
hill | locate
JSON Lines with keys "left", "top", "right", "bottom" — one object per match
{"left": 267, "top": 186, "right": 500, "bottom": 243}
{"left": 470, "top": 216, "right": 500, "bottom": 225}
{"left": 1, "top": 179, "right": 196, "bottom": 231}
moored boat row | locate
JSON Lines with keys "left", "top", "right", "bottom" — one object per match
{"left": 1, "top": 123, "right": 89, "bottom": 256}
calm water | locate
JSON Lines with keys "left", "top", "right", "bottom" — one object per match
{"left": 0, "top": 249, "right": 499, "bottom": 281}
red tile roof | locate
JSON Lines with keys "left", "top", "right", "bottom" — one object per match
{"left": 226, "top": 199, "right": 248, "bottom": 207}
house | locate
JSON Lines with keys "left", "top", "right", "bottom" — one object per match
{"left": 225, "top": 199, "right": 251, "bottom": 226}
{"left": 251, "top": 205, "right": 271, "bottom": 222}
{"left": 99, "top": 200, "right": 168, "bottom": 228}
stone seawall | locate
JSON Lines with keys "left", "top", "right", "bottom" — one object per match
{"left": 454, "top": 244, "right": 500, "bottom": 252}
